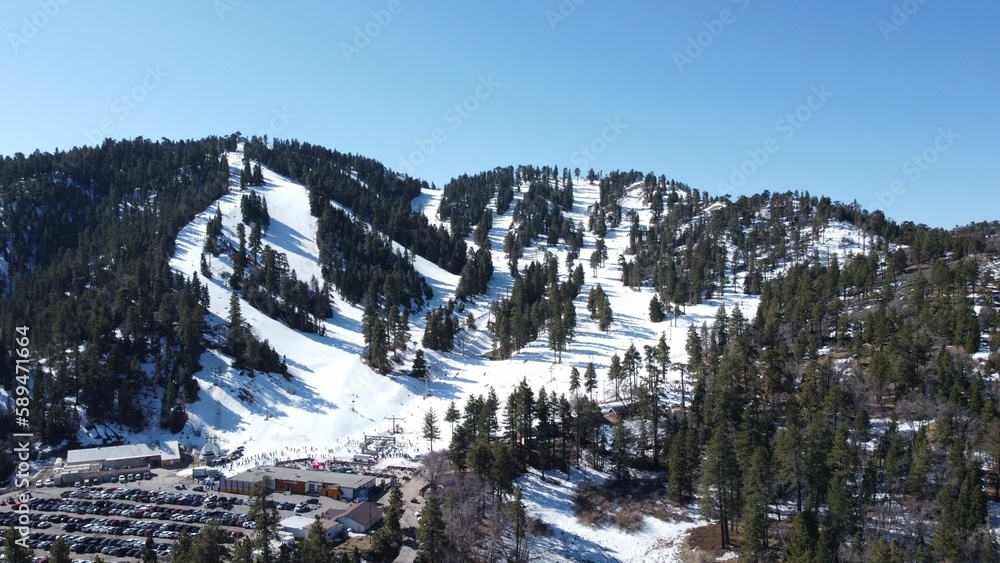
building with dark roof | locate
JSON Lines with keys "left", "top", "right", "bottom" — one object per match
{"left": 219, "top": 466, "right": 376, "bottom": 501}
{"left": 323, "top": 502, "right": 384, "bottom": 534}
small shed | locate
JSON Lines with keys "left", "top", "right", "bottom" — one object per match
{"left": 325, "top": 502, "right": 383, "bottom": 534}
{"left": 280, "top": 516, "right": 342, "bottom": 540}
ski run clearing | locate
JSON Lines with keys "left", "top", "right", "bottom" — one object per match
{"left": 162, "top": 150, "right": 881, "bottom": 561}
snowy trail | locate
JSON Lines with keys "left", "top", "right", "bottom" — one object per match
{"left": 165, "top": 160, "right": 876, "bottom": 561}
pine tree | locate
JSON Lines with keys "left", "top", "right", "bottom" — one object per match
{"left": 610, "top": 418, "right": 631, "bottom": 484}
{"left": 668, "top": 423, "right": 693, "bottom": 504}
{"left": 231, "top": 537, "right": 255, "bottom": 563}
{"left": 608, "top": 354, "right": 623, "bottom": 402}
{"left": 869, "top": 538, "right": 904, "bottom": 563}
{"left": 190, "top": 519, "right": 230, "bottom": 562}
{"left": 3, "top": 526, "right": 32, "bottom": 563}
{"left": 569, "top": 367, "right": 580, "bottom": 395}
{"left": 200, "top": 252, "right": 211, "bottom": 278}
{"left": 740, "top": 448, "right": 770, "bottom": 562}
{"left": 228, "top": 290, "right": 244, "bottom": 329}
{"left": 700, "top": 410, "right": 738, "bottom": 549}
{"left": 385, "top": 482, "right": 404, "bottom": 537}
{"left": 411, "top": 349, "right": 428, "bottom": 379}
{"left": 511, "top": 487, "right": 529, "bottom": 562}
{"left": 49, "top": 537, "right": 71, "bottom": 563}
{"left": 825, "top": 470, "right": 854, "bottom": 549}
{"left": 247, "top": 476, "right": 279, "bottom": 559}
{"left": 908, "top": 426, "right": 931, "bottom": 499}
{"left": 422, "top": 408, "right": 440, "bottom": 452}
{"left": 234, "top": 222, "right": 247, "bottom": 274}
{"left": 649, "top": 294, "right": 665, "bottom": 322}
{"left": 583, "top": 362, "right": 598, "bottom": 399}
{"left": 444, "top": 401, "right": 460, "bottom": 435}
{"left": 249, "top": 222, "right": 262, "bottom": 259}
{"left": 252, "top": 162, "right": 264, "bottom": 186}
{"left": 365, "top": 316, "right": 390, "bottom": 373}
{"left": 785, "top": 510, "right": 819, "bottom": 563}
{"left": 548, "top": 309, "right": 567, "bottom": 363}
{"left": 298, "top": 517, "right": 334, "bottom": 563}
{"left": 369, "top": 525, "right": 400, "bottom": 563}
{"left": 241, "top": 159, "right": 252, "bottom": 188}
{"left": 142, "top": 535, "right": 157, "bottom": 563}
{"left": 415, "top": 494, "right": 449, "bottom": 563}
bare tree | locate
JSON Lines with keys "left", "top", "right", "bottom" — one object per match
{"left": 420, "top": 450, "right": 450, "bottom": 488}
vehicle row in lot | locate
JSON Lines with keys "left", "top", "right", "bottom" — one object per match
{"left": 60, "top": 485, "right": 236, "bottom": 509}
{"left": 22, "top": 531, "right": 172, "bottom": 557}
{"left": 26, "top": 496, "right": 253, "bottom": 528}
{"left": 35, "top": 472, "right": 152, "bottom": 489}
{"left": 1, "top": 482, "right": 313, "bottom": 561}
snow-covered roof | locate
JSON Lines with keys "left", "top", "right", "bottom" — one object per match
{"left": 280, "top": 516, "right": 316, "bottom": 531}
{"left": 161, "top": 441, "right": 181, "bottom": 463}
{"left": 200, "top": 441, "right": 222, "bottom": 457}
{"left": 227, "top": 466, "right": 375, "bottom": 490}
{"left": 66, "top": 443, "right": 165, "bottom": 465}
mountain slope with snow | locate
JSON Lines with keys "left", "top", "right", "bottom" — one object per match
{"left": 163, "top": 155, "right": 885, "bottom": 561}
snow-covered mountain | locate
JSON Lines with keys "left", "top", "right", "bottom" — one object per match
{"left": 161, "top": 148, "right": 878, "bottom": 562}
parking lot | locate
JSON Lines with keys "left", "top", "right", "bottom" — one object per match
{"left": 0, "top": 467, "right": 355, "bottom": 562}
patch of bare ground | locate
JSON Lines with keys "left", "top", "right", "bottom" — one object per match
{"left": 574, "top": 478, "right": 693, "bottom": 532}
{"left": 680, "top": 524, "right": 741, "bottom": 561}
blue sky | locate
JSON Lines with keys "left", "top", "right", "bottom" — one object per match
{"left": 3, "top": 1, "right": 997, "bottom": 229}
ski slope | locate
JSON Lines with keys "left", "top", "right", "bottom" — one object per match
{"left": 165, "top": 156, "right": 879, "bottom": 561}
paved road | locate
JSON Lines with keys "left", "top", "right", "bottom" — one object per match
{"left": 393, "top": 472, "right": 427, "bottom": 563}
